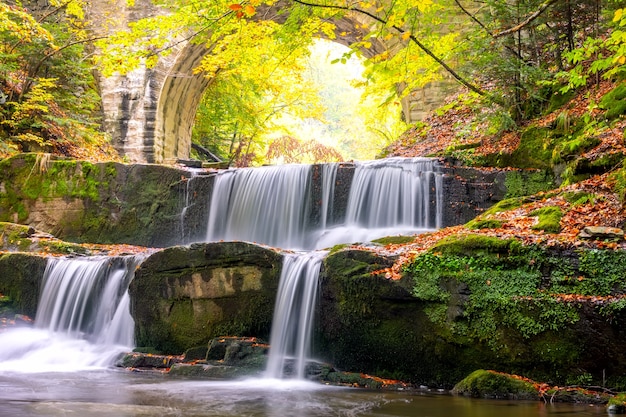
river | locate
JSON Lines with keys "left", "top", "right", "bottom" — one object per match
{"left": 0, "top": 370, "right": 606, "bottom": 417}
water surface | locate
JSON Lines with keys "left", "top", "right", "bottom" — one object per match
{"left": 0, "top": 370, "right": 606, "bottom": 417}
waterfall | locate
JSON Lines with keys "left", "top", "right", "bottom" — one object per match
{"left": 265, "top": 252, "right": 324, "bottom": 379}
{"left": 314, "top": 157, "right": 443, "bottom": 248}
{"left": 180, "top": 170, "right": 198, "bottom": 243}
{"left": 206, "top": 165, "right": 312, "bottom": 249}
{"left": 0, "top": 256, "right": 141, "bottom": 372}
{"left": 345, "top": 157, "right": 442, "bottom": 229}
{"left": 320, "top": 163, "right": 338, "bottom": 230}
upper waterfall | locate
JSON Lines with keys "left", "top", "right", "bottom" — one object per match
{"left": 204, "top": 157, "right": 443, "bottom": 250}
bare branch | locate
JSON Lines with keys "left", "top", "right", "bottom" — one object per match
{"left": 493, "top": 0, "right": 559, "bottom": 38}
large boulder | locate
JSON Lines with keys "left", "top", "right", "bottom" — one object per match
{"left": 0, "top": 252, "right": 47, "bottom": 319}
{"left": 130, "top": 241, "right": 283, "bottom": 354}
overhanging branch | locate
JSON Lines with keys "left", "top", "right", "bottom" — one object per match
{"left": 290, "top": 0, "right": 503, "bottom": 105}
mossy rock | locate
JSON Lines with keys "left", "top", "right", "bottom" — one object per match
{"left": 529, "top": 206, "right": 562, "bottom": 233}
{"left": 503, "top": 170, "right": 555, "bottom": 199}
{"left": 130, "top": 242, "right": 283, "bottom": 354}
{"left": 431, "top": 234, "right": 520, "bottom": 257}
{"left": 608, "top": 393, "right": 626, "bottom": 414}
{"left": 0, "top": 154, "right": 209, "bottom": 247}
{"left": 0, "top": 222, "right": 91, "bottom": 255}
{"left": 0, "top": 252, "right": 47, "bottom": 318}
{"left": 465, "top": 219, "right": 504, "bottom": 230}
{"left": 371, "top": 235, "right": 416, "bottom": 245}
{"left": 452, "top": 370, "right": 538, "bottom": 400}
{"left": 600, "top": 84, "right": 626, "bottom": 120}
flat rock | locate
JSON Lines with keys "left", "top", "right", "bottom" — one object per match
{"left": 578, "top": 226, "right": 624, "bottom": 240}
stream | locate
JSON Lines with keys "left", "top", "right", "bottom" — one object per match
{"left": 0, "top": 371, "right": 606, "bottom": 417}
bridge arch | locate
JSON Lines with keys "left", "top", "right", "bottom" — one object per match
{"left": 92, "top": 2, "right": 452, "bottom": 163}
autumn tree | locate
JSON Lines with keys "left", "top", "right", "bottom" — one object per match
{"left": 265, "top": 135, "right": 343, "bottom": 164}
{"left": 0, "top": 1, "right": 109, "bottom": 158}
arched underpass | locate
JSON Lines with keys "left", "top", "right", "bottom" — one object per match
{"left": 90, "top": 1, "right": 454, "bottom": 163}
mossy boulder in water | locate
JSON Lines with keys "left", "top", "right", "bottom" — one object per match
{"left": 452, "top": 370, "right": 538, "bottom": 400}
{"left": 130, "top": 242, "right": 283, "bottom": 354}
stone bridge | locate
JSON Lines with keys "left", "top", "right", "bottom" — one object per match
{"left": 87, "top": 0, "right": 457, "bottom": 163}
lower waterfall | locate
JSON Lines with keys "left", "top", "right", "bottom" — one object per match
{"left": 265, "top": 252, "right": 325, "bottom": 379}
{"left": 0, "top": 256, "right": 141, "bottom": 372}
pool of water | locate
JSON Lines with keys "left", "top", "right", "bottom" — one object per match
{"left": 0, "top": 370, "right": 607, "bottom": 417}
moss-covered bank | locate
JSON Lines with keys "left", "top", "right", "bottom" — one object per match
{"left": 402, "top": 234, "right": 626, "bottom": 387}
{"left": 0, "top": 154, "right": 211, "bottom": 247}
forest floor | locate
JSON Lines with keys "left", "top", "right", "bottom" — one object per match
{"left": 359, "top": 80, "right": 626, "bottom": 280}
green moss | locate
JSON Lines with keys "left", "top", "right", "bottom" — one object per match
{"left": 466, "top": 219, "right": 504, "bottom": 230}
{"left": 452, "top": 370, "right": 538, "bottom": 399}
{"left": 529, "top": 206, "right": 563, "bottom": 233}
{"left": 431, "top": 234, "right": 521, "bottom": 257}
{"left": 483, "top": 126, "right": 555, "bottom": 169}
{"left": 38, "top": 240, "right": 91, "bottom": 256}
{"left": 371, "top": 235, "right": 415, "bottom": 245}
{"left": 552, "top": 136, "right": 601, "bottom": 164}
{"left": 608, "top": 393, "right": 626, "bottom": 413}
{"left": 504, "top": 170, "right": 555, "bottom": 198}
{"left": 481, "top": 197, "right": 526, "bottom": 217}
{"left": 600, "top": 84, "right": 626, "bottom": 120}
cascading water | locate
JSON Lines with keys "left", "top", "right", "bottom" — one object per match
{"left": 0, "top": 256, "right": 141, "bottom": 372}
{"left": 205, "top": 157, "right": 443, "bottom": 251}
{"left": 206, "top": 164, "right": 312, "bottom": 250}
{"left": 315, "top": 157, "right": 444, "bottom": 249}
{"left": 265, "top": 252, "right": 325, "bottom": 379}
{"left": 345, "top": 157, "right": 442, "bottom": 229}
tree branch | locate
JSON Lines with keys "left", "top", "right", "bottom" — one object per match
{"left": 493, "top": 0, "right": 559, "bottom": 38}
{"left": 290, "top": 0, "right": 503, "bottom": 105}
{"left": 452, "top": 0, "right": 528, "bottom": 63}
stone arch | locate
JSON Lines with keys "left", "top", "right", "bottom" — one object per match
{"left": 93, "top": 2, "right": 451, "bottom": 163}
{"left": 150, "top": 13, "right": 386, "bottom": 163}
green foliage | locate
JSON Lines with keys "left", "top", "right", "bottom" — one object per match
{"left": 562, "top": 191, "right": 602, "bottom": 206}
{"left": 0, "top": 2, "right": 107, "bottom": 157}
{"left": 529, "top": 206, "right": 563, "bottom": 233}
{"left": 405, "top": 238, "right": 583, "bottom": 354}
{"left": 504, "top": 170, "right": 555, "bottom": 198}
{"left": 556, "top": 7, "right": 626, "bottom": 93}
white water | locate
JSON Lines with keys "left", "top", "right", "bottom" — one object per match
{"left": 205, "top": 157, "right": 443, "bottom": 251}
{"left": 206, "top": 164, "right": 312, "bottom": 249}
{"left": 265, "top": 252, "right": 325, "bottom": 379}
{"left": 0, "top": 256, "right": 141, "bottom": 373}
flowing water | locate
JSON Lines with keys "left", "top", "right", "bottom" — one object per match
{"left": 0, "top": 158, "right": 598, "bottom": 416}
{"left": 0, "top": 371, "right": 607, "bottom": 417}
{"left": 265, "top": 252, "right": 325, "bottom": 379}
{"left": 0, "top": 256, "right": 140, "bottom": 373}
{"left": 205, "top": 157, "right": 443, "bottom": 250}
